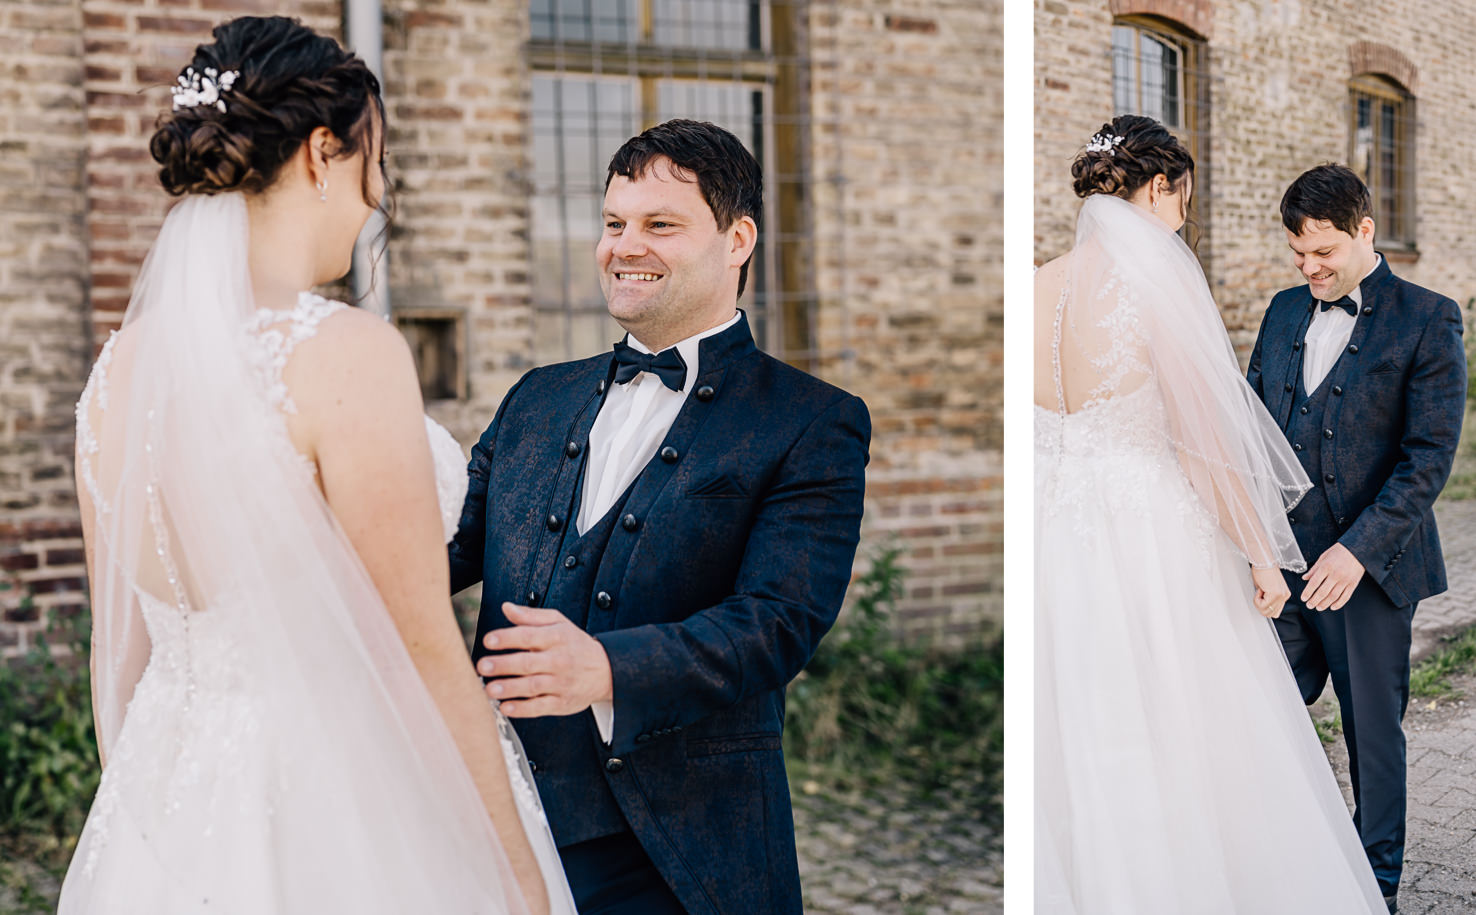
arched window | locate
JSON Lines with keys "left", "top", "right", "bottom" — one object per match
{"left": 1349, "top": 73, "right": 1415, "bottom": 250}
{"left": 1110, "top": 16, "right": 1210, "bottom": 251}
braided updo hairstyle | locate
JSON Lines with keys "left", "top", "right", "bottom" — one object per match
{"left": 150, "top": 16, "right": 384, "bottom": 204}
{"left": 1071, "top": 114, "right": 1193, "bottom": 201}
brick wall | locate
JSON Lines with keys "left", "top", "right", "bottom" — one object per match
{"left": 380, "top": 0, "right": 535, "bottom": 438}
{"left": 1036, "top": 0, "right": 1476, "bottom": 352}
{"left": 0, "top": 0, "right": 91, "bottom": 654}
{"left": 810, "top": 0, "right": 1003, "bottom": 642}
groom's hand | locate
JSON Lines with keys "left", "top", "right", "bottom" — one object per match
{"left": 476, "top": 603, "right": 614, "bottom": 718}
{"left": 1300, "top": 543, "right": 1365, "bottom": 611}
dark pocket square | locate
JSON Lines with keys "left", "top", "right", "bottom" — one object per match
{"left": 687, "top": 474, "right": 747, "bottom": 498}
{"left": 1368, "top": 360, "right": 1401, "bottom": 375}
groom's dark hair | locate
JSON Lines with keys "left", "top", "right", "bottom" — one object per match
{"left": 606, "top": 119, "right": 763, "bottom": 297}
{"left": 1280, "top": 164, "right": 1373, "bottom": 238}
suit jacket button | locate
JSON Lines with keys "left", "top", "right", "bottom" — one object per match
{"left": 1299, "top": 406, "right": 1309, "bottom": 415}
{"left": 1324, "top": 473, "right": 1336, "bottom": 484}
{"left": 1332, "top": 386, "right": 1343, "bottom": 396}
{"left": 528, "top": 760, "right": 539, "bottom": 773}
{"left": 660, "top": 446, "right": 679, "bottom": 463}
{"left": 1339, "top": 517, "right": 1348, "bottom": 526}
{"left": 1324, "top": 429, "right": 1333, "bottom": 439}
{"left": 1348, "top": 344, "right": 1359, "bottom": 354}
{"left": 546, "top": 514, "right": 563, "bottom": 532}
{"left": 597, "top": 379, "right": 608, "bottom": 394}
{"left": 696, "top": 385, "right": 715, "bottom": 402}
{"left": 1293, "top": 342, "right": 1302, "bottom": 351}
{"left": 1362, "top": 306, "right": 1373, "bottom": 316}
{"left": 565, "top": 441, "right": 582, "bottom": 458}
{"left": 621, "top": 513, "right": 639, "bottom": 532}
{"left": 1289, "top": 516, "right": 1298, "bottom": 525}
{"left": 1284, "top": 382, "right": 1294, "bottom": 392}
{"left": 527, "top": 590, "right": 540, "bottom": 606}
{"left": 596, "top": 591, "right": 612, "bottom": 610}
{"left": 635, "top": 733, "right": 651, "bottom": 744}
{"left": 1293, "top": 443, "right": 1303, "bottom": 452}
{"left": 563, "top": 555, "right": 578, "bottom": 569}
{"left": 604, "top": 758, "right": 625, "bottom": 773}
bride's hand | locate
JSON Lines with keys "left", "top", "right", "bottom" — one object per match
{"left": 1250, "top": 565, "right": 1291, "bottom": 619}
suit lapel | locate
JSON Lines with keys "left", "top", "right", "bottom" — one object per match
{"left": 1270, "top": 299, "right": 1316, "bottom": 428}
{"left": 1315, "top": 258, "right": 1393, "bottom": 433}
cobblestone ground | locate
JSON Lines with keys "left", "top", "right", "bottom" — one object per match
{"left": 1316, "top": 499, "right": 1476, "bottom": 914}
{"left": 792, "top": 780, "right": 1001, "bottom": 914}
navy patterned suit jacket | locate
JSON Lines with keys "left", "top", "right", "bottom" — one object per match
{"left": 1247, "top": 257, "right": 1465, "bottom": 607}
{"left": 448, "top": 314, "right": 870, "bottom": 914}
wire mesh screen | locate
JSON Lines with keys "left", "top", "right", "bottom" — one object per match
{"left": 527, "top": 0, "right": 804, "bottom": 365}
{"left": 1349, "top": 76, "right": 1416, "bottom": 249}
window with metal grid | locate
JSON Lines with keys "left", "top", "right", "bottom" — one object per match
{"left": 528, "top": 0, "right": 811, "bottom": 365}
{"left": 1109, "top": 17, "right": 1211, "bottom": 259}
{"left": 1349, "top": 74, "right": 1416, "bottom": 251}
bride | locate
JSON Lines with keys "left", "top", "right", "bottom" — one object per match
{"left": 1034, "top": 114, "right": 1386, "bottom": 913}
{"left": 60, "top": 17, "right": 573, "bottom": 914}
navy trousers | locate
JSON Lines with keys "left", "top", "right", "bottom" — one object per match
{"left": 558, "top": 831, "right": 688, "bottom": 915}
{"left": 1275, "top": 570, "right": 1416, "bottom": 897}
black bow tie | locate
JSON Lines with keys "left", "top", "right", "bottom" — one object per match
{"left": 612, "top": 340, "right": 687, "bottom": 392}
{"left": 1320, "top": 296, "right": 1357, "bottom": 317}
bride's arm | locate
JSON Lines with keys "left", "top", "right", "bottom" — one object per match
{"left": 296, "top": 312, "right": 550, "bottom": 915}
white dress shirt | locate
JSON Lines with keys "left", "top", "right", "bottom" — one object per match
{"left": 580, "top": 310, "right": 741, "bottom": 743}
{"left": 1303, "top": 255, "right": 1382, "bottom": 394}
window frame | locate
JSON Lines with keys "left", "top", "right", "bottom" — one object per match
{"left": 1109, "top": 16, "right": 1212, "bottom": 260}
{"left": 1348, "top": 73, "right": 1416, "bottom": 253}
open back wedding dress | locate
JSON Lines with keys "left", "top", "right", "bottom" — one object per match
{"left": 59, "top": 193, "right": 574, "bottom": 914}
{"left": 1034, "top": 194, "right": 1386, "bottom": 913}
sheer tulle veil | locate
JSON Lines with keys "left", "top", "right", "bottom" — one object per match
{"left": 1059, "top": 194, "right": 1311, "bottom": 570}
{"left": 74, "top": 191, "right": 534, "bottom": 911}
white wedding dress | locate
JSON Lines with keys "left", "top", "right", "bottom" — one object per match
{"left": 59, "top": 194, "right": 575, "bottom": 914}
{"left": 1035, "top": 196, "right": 1386, "bottom": 913}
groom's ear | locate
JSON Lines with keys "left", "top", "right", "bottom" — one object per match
{"left": 1357, "top": 215, "right": 1377, "bottom": 244}
{"left": 727, "top": 214, "right": 758, "bottom": 268}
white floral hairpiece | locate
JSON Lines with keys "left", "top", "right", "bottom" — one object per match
{"left": 1085, "top": 132, "right": 1125, "bottom": 155}
{"left": 171, "top": 66, "right": 240, "bottom": 113}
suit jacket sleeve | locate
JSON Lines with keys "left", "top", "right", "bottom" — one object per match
{"left": 448, "top": 373, "right": 531, "bottom": 594}
{"left": 594, "top": 393, "right": 871, "bottom": 757}
{"left": 1246, "top": 303, "right": 1271, "bottom": 399}
{"left": 1341, "top": 298, "right": 1466, "bottom": 577}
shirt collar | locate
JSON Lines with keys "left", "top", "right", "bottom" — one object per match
{"left": 625, "top": 311, "right": 742, "bottom": 392}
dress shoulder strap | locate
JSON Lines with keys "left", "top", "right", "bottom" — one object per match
{"left": 244, "top": 292, "right": 348, "bottom": 414}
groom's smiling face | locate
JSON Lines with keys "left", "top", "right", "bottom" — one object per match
{"left": 597, "top": 156, "right": 747, "bottom": 348}
{"left": 1287, "top": 216, "right": 1378, "bottom": 302}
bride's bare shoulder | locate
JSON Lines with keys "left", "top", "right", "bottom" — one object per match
{"left": 287, "top": 306, "right": 420, "bottom": 411}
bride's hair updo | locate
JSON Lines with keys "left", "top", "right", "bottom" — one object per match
{"left": 150, "top": 16, "right": 383, "bottom": 202}
{"left": 1071, "top": 114, "right": 1194, "bottom": 200}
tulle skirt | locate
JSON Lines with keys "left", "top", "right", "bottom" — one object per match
{"left": 1035, "top": 437, "right": 1386, "bottom": 914}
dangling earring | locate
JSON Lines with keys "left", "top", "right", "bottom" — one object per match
{"left": 316, "top": 180, "right": 327, "bottom": 202}
{"left": 1152, "top": 199, "right": 1160, "bottom": 213}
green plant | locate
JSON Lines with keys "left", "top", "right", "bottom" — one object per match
{"left": 0, "top": 605, "right": 100, "bottom": 842}
{"left": 784, "top": 543, "right": 1003, "bottom": 819}
{"left": 1410, "top": 625, "right": 1476, "bottom": 699}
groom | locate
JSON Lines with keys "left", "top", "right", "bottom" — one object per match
{"left": 1247, "top": 164, "right": 1466, "bottom": 913}
{"left": 448, "top": 119, "right": 870, "bottom": 914}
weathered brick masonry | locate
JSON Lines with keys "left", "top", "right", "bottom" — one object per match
{"left": 1036, "top": 0, "right": 1476, "bottom": 352}
{"left": 1, "top": 0, "right": 1000, "bottom": 654}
